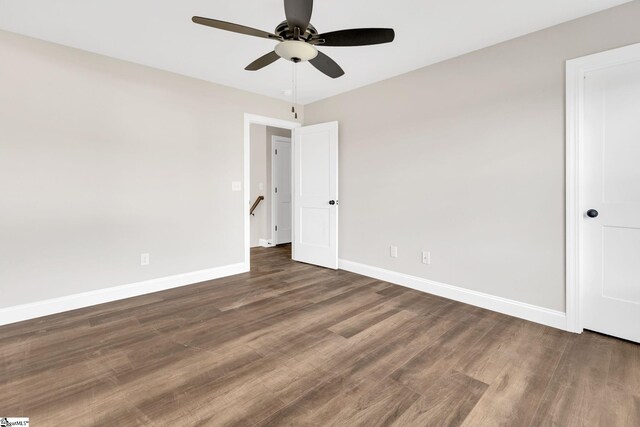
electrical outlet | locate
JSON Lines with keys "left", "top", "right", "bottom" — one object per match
{"left": 141, "top": 253, "right": 150, "bottom": 266}
{"left": 390, "top": 246, "right": 398, "bottom": 258}
{"left": 422, "top": 251, "right": 431, "bottom": 265}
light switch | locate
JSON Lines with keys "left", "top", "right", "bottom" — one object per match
{"left": 232, "top": 181, "right": 242, "bottom": 192}
{"left": 258, "top": 182, "right": 264, "bottom": 191}
{"left": 390, "top": 246, "right": 398, "bottom": 258}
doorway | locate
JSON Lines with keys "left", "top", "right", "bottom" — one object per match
{"left": 249, "top": 125, "right": 292, "bottom": 248}
{"left": 566, "top": 43, "right": 640, "bottom": 343}
{"left": 244, "top": 114, "right": 299, "bottom": 269}
{"left": 244, "top": 114, "right": 339, "bottom": 271}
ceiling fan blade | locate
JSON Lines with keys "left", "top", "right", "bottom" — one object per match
{"left": 284, "top": 0, "right": 313, "bottom": 34}
{"left": 192, "top": 16, "right": 280, "bottom": 40}
{"left": 245, "top": 51, "right": 281, "bottom": 71}
{"left": 317, "top": 28, "right": 395, "bottom": 47}
{"left": 310, "top": 51, "right": 344, "bottom": 79}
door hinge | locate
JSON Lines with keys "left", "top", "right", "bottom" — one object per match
{"left": 275, "top": 225, "right": 278, "bottom": 231}
{"left": 275, "top": 187, "right": 278, "bottom": 193}
{"left": 275, "top": 149, "right": 278, "bottom": 155}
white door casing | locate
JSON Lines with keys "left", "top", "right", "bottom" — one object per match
{"left": 292, "top": 122, "right": 339, "bottom": 269}
{"left": 566, "top": 43, "right": 640, "bottom": 341}
{"left": 272, "top": 136, "right": 292, "bottom": 245}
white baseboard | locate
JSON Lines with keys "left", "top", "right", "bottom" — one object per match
{"left": 259, "top": 239, "right": 274, "bottom": 248}
{"left": 339, "top": 259, "right": 567, "bottom": 331}
{"left": 0, "top": 263, "right": 248, "bottom": 327}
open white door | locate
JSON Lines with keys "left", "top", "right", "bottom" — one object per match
{"left": 292, "top": 122, "right": 338, "bottom": 269}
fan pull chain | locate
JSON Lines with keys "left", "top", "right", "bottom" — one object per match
{"left": 291, "top": 62, "right": 298, "bottom": 120}
{"left": 292, "top": 63, "right": 296, "bottom": 119}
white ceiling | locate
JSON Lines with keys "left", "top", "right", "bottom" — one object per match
{"left": 0, "top": 0, "right": 631, "bottom": 104}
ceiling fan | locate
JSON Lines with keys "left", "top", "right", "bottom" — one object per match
{"left": 192, "top": 0, "right": 395, "bottom": 79}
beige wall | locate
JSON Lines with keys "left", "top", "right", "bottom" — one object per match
{"left": 304, "top": 2, "right": 640, "bottom": 312}
{"left": 0, "top": 30, "right": 298, "bottom": 308}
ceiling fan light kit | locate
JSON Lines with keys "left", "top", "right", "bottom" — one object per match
{"left": 275, "top": 41, "right": 318, "bottom": 62}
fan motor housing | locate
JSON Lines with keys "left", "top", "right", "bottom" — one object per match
{"left": 275, "top": 21, "right": 318, "bottom": 41}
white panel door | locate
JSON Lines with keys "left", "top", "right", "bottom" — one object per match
{"left": 293, "top": 122, "right": 338, "bottom": 269}
{"left": 272, "top": 138, "right": 292, "bottom": 245}
{"left": 583, "top": 60, "right": 640, "bottom": 343}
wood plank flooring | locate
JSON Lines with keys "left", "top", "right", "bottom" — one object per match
{"left": 1, "top": 244, "right": 638, "bottom": 426}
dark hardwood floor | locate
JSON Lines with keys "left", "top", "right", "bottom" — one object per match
{"left": 1, "top": 245, "right": 638, "bottom": 426}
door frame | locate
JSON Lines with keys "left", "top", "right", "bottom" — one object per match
{"left": 271, "top": 135, "right": 292, "bottom": 246}
{"left": 244, "top": 114, "right": 300, "bottom": 270}
{"left": 565, "top": 42, "right": 640, "bottom": 334}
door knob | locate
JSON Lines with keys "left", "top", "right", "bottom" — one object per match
{"left": 329, "top": 200, "right": 336, "bottom": 205}
{"left": 586, "top": 209, "right": 599, "bottom": 218}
